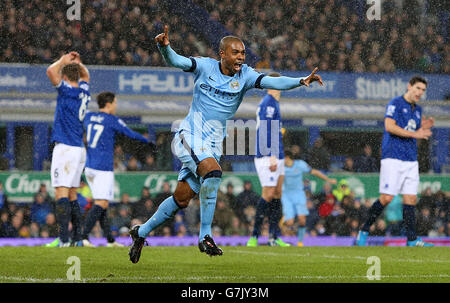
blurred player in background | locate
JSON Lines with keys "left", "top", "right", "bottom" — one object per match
{"left": 282, "top": 150, "right": 336, "bottom": 246}
{"left": 128, "top": 25, "right": 323, "bottom": 263}
{"left": 247, "top": 73, "right": 290, "bottom": 247}
{"left": 81, "top": 92, "right": 150, "bottom": 247}
{"left": 45, "top": 52, "right": 90, "bottom": 247}
{"left": 356, "top": 76, "right": 435, "bottom": 247}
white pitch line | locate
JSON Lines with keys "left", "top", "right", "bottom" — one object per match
{"left": 0, "top": 274, "right": 449, "bottom": 283}
{"left": 230, "top": 249, "right": 450, "bottom": 264}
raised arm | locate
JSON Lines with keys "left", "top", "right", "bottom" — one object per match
{"left": 155, "top": 25, "right": 193, "bottom": 71}
{"left": 46, "top": 53, "right": 73, "bottom": 86}
{"left": 260, "top": 67, "right": 323, "bottom": 90}
{"left": 71, "top": 52, "right": 90, "bottom": 83}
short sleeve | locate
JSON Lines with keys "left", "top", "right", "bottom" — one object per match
{"left": 79, "top": 81, "right": 90, "bottom": 92}
{"left": 384, "top": 100, "right": 399, "bottom": 120}
{"left": 299, "top": 160, "right": 312, "bottom": 173}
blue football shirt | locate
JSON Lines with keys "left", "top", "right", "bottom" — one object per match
{"left": 84, "top": 112, "right": 149, "bottom": 171}
{"left": 255, "top": 94, "right": 284, "bottom": 159}
{"left": 381, "top": 95, "right": 422, "bottom": 161}
{"left": 283, "top": 160, "right": 311, "bottom": 192}
{"left": 178, "top": 57, "right": 264, "bottom": 148}
{"left": 51, "top": 80, "right": 90, "bottom": 147}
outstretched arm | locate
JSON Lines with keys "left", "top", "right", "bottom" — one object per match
{"left": 155, "top": 25, "right": 193, "bottom": 71}
{"left": 115, "top": 119, "right": 149, "bottom": 144}
{"left": 260, "top": 67, "right": 323, "bottom": 90}
{"left": 310, "top": 169, "right": 337, "bottom": 185}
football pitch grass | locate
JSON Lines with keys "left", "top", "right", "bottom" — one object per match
{"left": 0, "top": 246, "right": 448, "bottom": 283}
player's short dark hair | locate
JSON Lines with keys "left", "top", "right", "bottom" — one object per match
{"left": 219, "top": 36, "right": 244, "bottom": 52}
{"left": 284, "top": 149, "right": 293, "bottom": 158}
{"left": 267, "top": 72, "right": 281, "bottom": 77}
{"left": 61, "top": 63, "right": 80, "bottom": 82}
{"left": 97, "top": 91, "right": 116, "bottom": 109}
{"left": 409, "top": 76, "right": 427, "bottom": 87}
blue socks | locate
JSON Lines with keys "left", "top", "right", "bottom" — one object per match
{"left": 70, "top": 200, "right": 82, "bottom": 242}
{"left": 403, "top": 205, "right": 417, "bottom": 242}
{"left": 199, "top": 176, "right": 221, "bottom": 240}
{"left": 362, "top": 199, "right": 385, "bottom": 232}
{"left": 298, "top": 226, "right": 306, "bottom": 243}
{"left": 269, "top": 199, "right": 282, "bottom": 239}
{"left": 138, "top": 195, "right": 180, "bottom": 238}
{"left": 82, "top": 204, "right": 104, "bottom": 240}
{"left": 56, "top": 198, "right": 71, "bottom": 243}
{"left": 252, "top": 197, "right": 270, "bottom": 238}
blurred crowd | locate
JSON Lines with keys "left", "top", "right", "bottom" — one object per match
{"left": 0, "top": 0, "right": 448, "bottom": 73}
{"left": 1, "top": 178, "right": 448, "bottom": 240}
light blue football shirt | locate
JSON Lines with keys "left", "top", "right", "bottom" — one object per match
{"left": 179, "top": 57, "right": 263, "bottom": 147}
{"left": 283, "top": 160, "right": 311, "bottom": 192}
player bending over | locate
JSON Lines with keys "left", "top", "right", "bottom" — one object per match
{"left": 129, "top": 25, "right": 323, "bottom": 263}
{"left": 82, "top": 92, "right": 151, "bottom": 247}
{"left": 356, "top": 76, "right": 434, "bottom": 247}
{"left": 46, "top": 52, "right": 90, "bottom": 247}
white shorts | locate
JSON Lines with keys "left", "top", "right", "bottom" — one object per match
{"left": 51, "top": 143, "right": 86, "bottom": 188}
{"left": 379, "top": 158, "right": 419, "bottom": 196}
{"left": 254, "top": 157, "right": 285, "bottom": 187}
{"left": 84, "top": 167, "right": 114, "bottom": 201}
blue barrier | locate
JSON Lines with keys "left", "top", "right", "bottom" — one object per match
{"left": 0, "top": 64, "right": 449, "bottom": 100}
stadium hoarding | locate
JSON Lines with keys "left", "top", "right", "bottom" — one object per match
{"left": 1, "top": 171, "right": 448, "bottom": 203}
{"left": 0, "top": 64, "right": 448, "bottom": 101}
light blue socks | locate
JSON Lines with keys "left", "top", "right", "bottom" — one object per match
{"left": 199, "top": 175, "right": 222, "bottom": 241}
{"left": 138, "top": 195, "right": 179, "bottom": 238}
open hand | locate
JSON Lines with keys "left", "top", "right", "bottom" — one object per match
{"left": 155, "top": 25, "right": 170, "bottom": 47}
{"left": 301, "top": 67, "right": 323, "bottom": 87}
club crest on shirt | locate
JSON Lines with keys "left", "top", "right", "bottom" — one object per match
{"left": 230, "top": 79, "right": 239, "bottom": 90}
{"left": 386, "top": 105, "right": 395, "bottom": 116}
{"left": 404, "top": 119, "right": 417, "bottom": 132}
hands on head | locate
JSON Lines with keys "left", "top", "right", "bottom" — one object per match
{"left": 62, "top": 51, "right": 81, "bottom": 64}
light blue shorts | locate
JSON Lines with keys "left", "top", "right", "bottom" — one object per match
{"left": 281, "top": 190, "right": 309, "bottom": 220}
{"left": 172, "top": 130, "right": 221, "bottom": 194}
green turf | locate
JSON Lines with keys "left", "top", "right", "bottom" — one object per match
{"left": 0, "top": 246, "right": 448, "bottom": 283}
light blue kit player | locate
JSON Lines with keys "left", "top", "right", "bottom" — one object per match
{"left": 46, "top": 51, "right": 90, "bottom": 247}
{"left": 356, "top": 76, "right": 435, "bottom": 247}
{"left": 282, "top": 150, "right": 336, "bottom": 246}
{"left": 129, "top": 25, "right": 323, "bottom": 263}
{"left": 82, "top": 92, "right": 150, "bottom": 248}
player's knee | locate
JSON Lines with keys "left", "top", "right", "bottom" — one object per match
{"left": 380, "top": 195, "right": 394, "bottom": 205}
{"left": 173, "top": 183, "right": 196, "bottom": 208}
{"left": 203, "top": 169, "right": 222, "bottom": 180}
{"left": 285, "top": 219, "right": 295, "bottom": 227}
{"left": 95, "top": 200, "right": 108, "bottom": 209}
{"left": 298, "top": 217, "right": 306, "bottom": 227}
